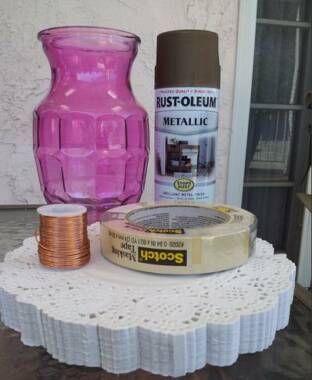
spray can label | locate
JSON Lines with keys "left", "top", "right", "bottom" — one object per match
{"left": 155, "top": 87, "right": 219, "bottom": 202}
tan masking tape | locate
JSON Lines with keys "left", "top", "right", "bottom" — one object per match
{"left": 100, "top": 202, "right": 257, "bottom": 275}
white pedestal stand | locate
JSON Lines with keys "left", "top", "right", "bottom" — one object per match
{"left": 0, "top": 224, "right": 295, "bottom": 377}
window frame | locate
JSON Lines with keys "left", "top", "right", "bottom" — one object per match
{"left": 226, "top": 0, "right": 258, "bottom": 206}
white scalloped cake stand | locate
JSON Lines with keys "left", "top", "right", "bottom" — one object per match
{"left": 0, "top": 223, "right": 295, "bottom": 377}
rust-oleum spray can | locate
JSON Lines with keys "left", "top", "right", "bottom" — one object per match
{"left": 155, "top": 30, "right": 220, "bottom": 202}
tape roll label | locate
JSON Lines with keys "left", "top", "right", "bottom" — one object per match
{"left": 106, "top": 226, "right": 190, "bottom": 267}
{"left": 138, "top": 247, "right": 187, "bottom": 266}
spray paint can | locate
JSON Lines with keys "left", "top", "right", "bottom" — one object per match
{"left": 155, "top": 30, "right": 220, "bottom": 202}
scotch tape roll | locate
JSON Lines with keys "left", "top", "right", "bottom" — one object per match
{"left": 100, "top": 202, "right": 257, "bottom": 275}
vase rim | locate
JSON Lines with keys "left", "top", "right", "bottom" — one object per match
{"left": 38, "top": 26, "right": 141, "bottom": 43}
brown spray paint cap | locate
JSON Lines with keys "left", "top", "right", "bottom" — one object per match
{"left": 155, "top": 29, "right": 220, "bottom": 89}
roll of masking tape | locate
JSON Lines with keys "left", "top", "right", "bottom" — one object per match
{"left": 100, "top": 202, "right": 257, "bottom": 275}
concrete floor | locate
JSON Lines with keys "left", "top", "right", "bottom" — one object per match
{"left": 0, "top": 209, "right": 311, "bottom": 380}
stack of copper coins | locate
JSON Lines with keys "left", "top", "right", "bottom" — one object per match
{"left": 37, "top": 204, "right": 90, "bottom": 269}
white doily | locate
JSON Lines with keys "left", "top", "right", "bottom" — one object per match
{"left": 0, "top": 224, "right": 296, "bottom": 377}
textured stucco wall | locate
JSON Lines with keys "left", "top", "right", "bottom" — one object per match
{"left": 0, "top": 0, "right": 238, "bottom": 204}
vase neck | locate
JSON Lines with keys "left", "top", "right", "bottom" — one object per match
{"left": 40, "top": 27, "right": 139, "bottom": 90}
{"left": 46, "top": 47, "right": 136, "bottom": 88}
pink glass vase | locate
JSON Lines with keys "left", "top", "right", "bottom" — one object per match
{"left": 34, "top": 27, "right": 149, "bottom": 222}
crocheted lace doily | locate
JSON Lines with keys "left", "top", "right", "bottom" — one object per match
{"left": 0, "top": 224, "right": 295, "bottom": 377}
